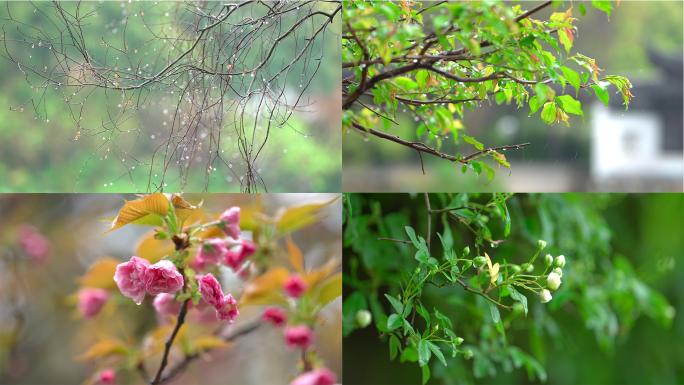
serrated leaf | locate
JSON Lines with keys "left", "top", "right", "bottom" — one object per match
{"left": 385, "top": 293, "right": 404, "bottom": 315}
{"left": 471, "top": 162, "right": 482, "bottom": 178}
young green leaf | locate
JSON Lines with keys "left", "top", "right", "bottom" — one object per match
{"left": 555, "top": 94, "right": 584, "bottom": 121}
{"left": 509, "top": 285, "right": 529, "bottom": 316}
{"left": 463, "top": 135, "right": 484, "bottom": 151}
{"left": 592, "top": 84, "right": 610, "bottom": 108}
{"left": 471, "top": 162, "right": 483, "bottom": 178}
{"left": 405, "top": 226, "right": 420, "bottom": 249}
{"left": 418, "top": 340, "right": 432, "bottom": 367}
{"left": 479, "top": 161, "right": 496, "bottom": 187}
{"left": 390, "top": 335, "right": 400, "bottom": 360}
{"left": 528, "top": 95, "right": 543, "bottom": 116}
{"left": 426, "top": 341, "right": 447, "bottom": 366}
{"left": 488, "top": 301, "right": 501, "bottom": 323}
{"left": 541, "top": 102, "right": 557, "bottom": 125}
{"left": 560, "top": 66, "right": 581, "bottom": 97}
{"left": 422, "top": 364, "right": 430, "bottom": 385}
{"left": 387, "top": 314, "right": 403, "bottom": 331}
{"left": 384, "top": 293, "right": 404, "bottom": 315}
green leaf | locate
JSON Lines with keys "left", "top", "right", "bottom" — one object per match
{"left": 555, "top": 94, "right": 584, "bottom": 121}
{"left": 401, "top": 347, "right": 419, "bottom": 363}
{"left": 384, "top": 293, "right": 404, "bottom": 315}
{"left": 592, "top": 0, "right": 612, "bottom": 20}
{"left": 390, "top": 335, "right": 400, "bottom": 360}
{"left": 387, "top": 314, "right": 403, "bottom": 331}
{"left": 528, "top": 95, "right": 543, "bottom": 116}
{"left": 376, "top": 315, "right": 389, "bottom": 333}
{"left": 405, "top": 226, "right": 420, "bottom": 249}
{"left": 426, "top": 341, "right": 447, "bottom": 366}
{"left": 461, "top": 164, "right": 468, "bottom": 174}
{"left": 463, "top": 135, "right": 484, "bottom": 151}
{"left": 418, "top": 340, "right": 431, "bottom": 367}
{"left": 479, "top": 162, "right": 495, "bottom": 187}
{"left": 592, "top": 84, "right": 610, "bottom": 108}
{"left": 560, "top": 66, "right": 581, "bottom": 97}
{"left": 422, "top": 364, "right": 431, "bottom": 385}
{"left": 471, "top": 162, "right": 483, "bottom": 178}
{"left": 415, "top": 70, "right": 431, "bottom": 92}
{"left": 579, "top": 2, "right": 586, "bottom": 16}
{"left": 520, "top": 35, "right": 535, "bottom": 48}
{"left": 415, "top": 249, "right": 429, "bottom": 264}
{"left": 488, "top": 301, "right": 501, "bottom": 323}
{"left": 509, "top": 285, "right": 528, "bottom": 316}
{"left": 540, "top": 102, "right": 557, "bottom": 125}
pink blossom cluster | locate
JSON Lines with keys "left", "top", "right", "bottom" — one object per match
{"left": 198, "top": 274, "right": 239, "bottom": 324}
{"left": 192, "top": 207, "right": 258, "bottom": 276}
{"left": 283, "top": 273, "right": 309, "bottom": 298}
{"left": 17, "top": 224, "right": 51, "bottom": 262}
{"left": 113, "top": 257, "right": 183, "bottom": 305}
{"left": 262, "top": 307, "right": 316, "bottom": 352}
{"left": 78, "top": 288, "right": 109, "bottom": 319}
{"left": 290, "top": 367, "right": 337, "bottom": 385}
{"left": 98, "top": 369, "right": 115, "bottom": 384}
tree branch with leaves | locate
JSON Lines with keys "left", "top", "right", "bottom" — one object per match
{"left": 341, "top": 0, "right": 633, "bottom": 186}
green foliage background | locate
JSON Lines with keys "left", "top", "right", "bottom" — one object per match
{"left": 342, "top": 193, "right": 682, "bottom": 384}
{"left": 0, "top": 1, "right": 341, "bottom": 192}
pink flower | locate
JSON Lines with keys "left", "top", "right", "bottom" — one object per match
{"left": 198, "top": 274, "right": 225, "bottom": 307}
{"left": 113, "top": 256, "right": 150, "bottom": 305}
{"left": 144, "top": 260, "right": 184, "bottom": 296}
{"left": 219, "top": 207, "right": 241, "bottom": 240}
{"left": 153, "top": 293, "right": 181, "bottom": 318}
{"left": 215, "top": 294, "right": 239, "bottom": 324}
{"left": 262, "top": 307, "right": 287, "bottom": 328}
{"left": 284, "top": 325, "right": 315, "bottom": 351}
{"left": 99, "top": 369, "right": 115, "bottom": 384}
{"left": 78, "top": 288, "right": 109, "bottom": 319}
{"left": 197, "top": 238, "right": 228, "bottom": 266}
{"left": 283, "top": 273, "right": 309, "bottom": 298}
{"left": 17, "top": 224, "right": 51, "bottom": 262}
{"left": 224, "top": 239, "right": 258, "bottom": 270}
{"left": 290, "top": 367, "right": 337, "bottom": 385}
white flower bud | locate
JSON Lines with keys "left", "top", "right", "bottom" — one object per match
{"left": 355, "top": 310, "right": 372, "bottom": 328}
{"left": 554, "top": 255, "right": 566, "bottom": 268}
{"left": 546, "top": 272, "right": 562, "bottom": 291}
{"left": 540, "top": 289, "right": 552, "bottom": 303}
{"left": 537, "top": 240, "right": 547, "bottom": 251}
{"left": 553, "top": 267, "right": 563, "bottom": 277}
{"left": 544, "top": 254, "right": 554, "bottom": 268}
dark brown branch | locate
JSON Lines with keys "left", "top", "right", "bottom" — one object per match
{"left": 351, "top": 121, "right": 530, "bottom": 166}
{"left": 151, "top": 268, "right": 189, "bottom": 385}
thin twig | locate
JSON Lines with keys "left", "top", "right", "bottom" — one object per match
{"left": 378, "top": 238, "right": 412, "bottom": 244}
{"left": 429, "top": 207, "right": 476, "bottom": 213}
{"left": 456, "top": 279, "right": 513, "bottom": 311}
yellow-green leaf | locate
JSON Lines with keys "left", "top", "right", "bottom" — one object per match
{"left": 316, "top": 272, "right": 342, "bottom": 307}
{"left": 240, "top": 267, "right": 290, "bottom": 307}
{"left": 276, "top": 196, "right": 340, "bottom": 235}
{"left": 77, "top": 257, "right": 122, "bottom": 289}
{"left": 100, "top": 194, "right": 169, "bottom": 235}
{"left": 286, "top": 234, "right": 304, "bottom": 273}
{"left": 193, "top": 335, "right": 232, "bottom": 352}
{"left": 74, "top": 338, "right": 128, "bottom": 361}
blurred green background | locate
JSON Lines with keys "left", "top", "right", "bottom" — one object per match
{"left": 342, "top": 1, "right": 683, "bottom": 192}
{"left": 342, "top": 193, "right": 683, "bottom": 384}
{"left": 0, "top": 1, "right": 341, "bottom": 192}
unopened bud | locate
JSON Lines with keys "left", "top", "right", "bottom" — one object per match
{"left": 462, "top": 246, "right": 470, "bottom": 256}
{"left": 540, "top": 289, "right": 552, "bottom": 303}
{"left": 413, "top": 267, "right": 421, "bottom": 275}
{"left": 537, "top": 240, "right": 547, "bottom": 251}
{"left": 554, "top": 255, "right": 566, "bottom": 268}
{"left": 464, "top": 349, "right": 474, "bottom": 359}
{"left": 433, "top": 325, "right": 439, "bottom": 331}
{"left": 525, "top": 264, "right": 534, "bottom": 273}
{"left": 473, "top": 256, "right": 487, "bottom": 268}
{"left": 546, "top": 272, "right": 562, "bottom": 291}
{"left": 544, "top": 254, "right": 554, "bottom": 268}
{"left": 462, "top": 260, "right": 473, "bottom": 271}
{"left": 509, "top": 265, "right": 521, "bottom": 274}
{"left": 455, "top": 337, "right": 464, "bottom": 346}
{"left": 552, "top": 267, "right": 563, "bottom": 277}
{"left": 355, "top": 310, "right": 372, "bottom": 328}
